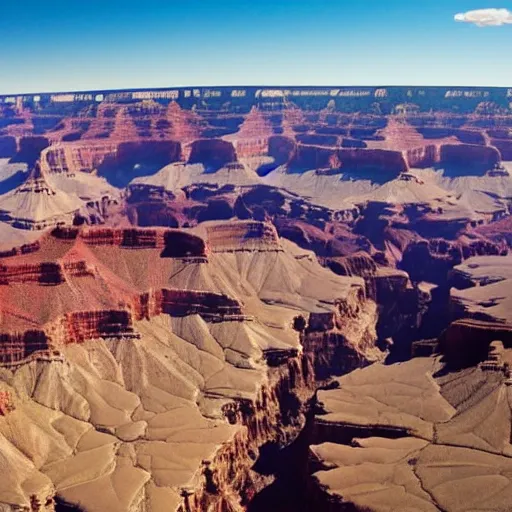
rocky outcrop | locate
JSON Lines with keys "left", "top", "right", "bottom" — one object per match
{"left": 296, "top": 147, "right": 408, "bottom": 176}
{"left": 55, "top": 226, "right": 208, "bottom": 256}
{"left": 290, "top": 144, "right": 337, "bottom": 171}
{"left": 302, "top": 283, "right": 384, "bottom": 379}
{"left": 206, "top": 220, "right": 281, "bottom": 252}
{"left": 0, "top": 331, "right": 49, "bottom": 365}
{"left": 337, "top": 149, "right": 408, "bottom": 175}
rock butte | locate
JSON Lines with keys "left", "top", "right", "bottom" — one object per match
{"left": 0, "top": 85, "right": 511, "bottom": 512}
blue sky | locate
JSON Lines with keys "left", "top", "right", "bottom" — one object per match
{"left": 0, "top": 0, "right": 511, "bottom": 94}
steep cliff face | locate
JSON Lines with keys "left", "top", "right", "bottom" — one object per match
{"left": 338, "top": 148, "right": 408, "bottom": 175}
{"left": 0, "top": 136, "right": 17, "bottom": 158}
{"left": 188, "top": 139, "right": 237, "bottom": 171}
{"left": 12, "top": 136, "right": 50, "bottom": 166}
{"left": 183, "top": 355, "right": 315, "bottom": 512}
{"left": 291, "top": 144, "right": 337, "bottom": 171}
{"left": 308, "top": 148, "right": 408, "bottom": 176}
{"left": 491, "top": 138, "right": 512, "bottom": 160}
{"left": 440, "top": 143, "right": 501, "bottom": 169}
{"left": 439, "top": 318, "right": 512, "bottom": 368}
{"left": 326, "top": 253, "right": 431, "bottom": 357}
{"left": 404, "top": 144, "right": 440, "bottom": 168}
{"left": 302, "top": 283, "right": 384, "bottom": 379}
{"left": 43, "top": 143, "right": 118, "bottom": 174}
{"left": 0, "top": 331, "right": 49, "bottom": 365}
{"left": 267, "top": 135, "right": 296, "bottom": 168}
{"left": 401, "top": 237, "right": 507, "bottom": 285}
{"left": 116, "top": 140, "right": 182, "bottom": 169}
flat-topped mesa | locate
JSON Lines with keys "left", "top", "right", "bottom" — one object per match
{"left": 0, "top": 227, "right": 209, "bottom": 280}
{"left": 291, "top": 144, "right": 339, "bottom": 171}
{"left": 206, "top": 220, "right": 282, "bottom": 252}
{"left": 223, "top": 106, "right": 274, "bottom": 158}
{"left": 43, "top": 139, "right": 183, "bottom": 175}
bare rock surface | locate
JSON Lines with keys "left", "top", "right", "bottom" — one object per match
{"left": 311, "top": 356, "right": 512, "bottom": 512}
{"left": 0, "top": 223, "right": 379, "bottom": 511}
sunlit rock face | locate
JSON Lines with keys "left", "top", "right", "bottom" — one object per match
{"left": 0, "top": 221, "right": 385, "bottom": 511}
{"left": 1, "top": 86, "right": 512, "bottom": 512}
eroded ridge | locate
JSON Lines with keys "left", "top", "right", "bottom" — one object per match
{"left": 0, "top": 221, "right": 382, "bottom": 512}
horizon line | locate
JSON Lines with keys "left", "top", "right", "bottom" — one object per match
{"left": 1, "top": 83, "right": 511, "bottom": 98}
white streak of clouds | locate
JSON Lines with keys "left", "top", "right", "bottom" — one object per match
{"left": 454, "top": 8, "right": 512, "bottom": 26}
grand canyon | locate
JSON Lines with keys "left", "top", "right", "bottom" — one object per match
{"left": 1, "top": 85, "right": 512, "bottom": 512}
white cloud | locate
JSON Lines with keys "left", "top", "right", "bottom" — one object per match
{"left": 454, "top": 8, "right": 512, "bottom": 26}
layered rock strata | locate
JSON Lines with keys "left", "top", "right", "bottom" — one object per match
{"left": 0, "top": 222, "right": 380, "bottom": 512}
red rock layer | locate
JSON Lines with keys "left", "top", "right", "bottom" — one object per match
{"left": 187, "top": 138, "right": 237, "bottom": 168}
{"left": 0, "top": 227, "right": 235, "bottom": 366}
{"left": 0, "top": 391, "right": 14, "bottom": 416}
{"left": 206, "top": 221, "right": 281, "bottom": 252}
{"left": 224, "top": 106, "right": 274, "bottom": 158}
{"left": 53, "top": 226, "right": 208, "bottom": 255}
